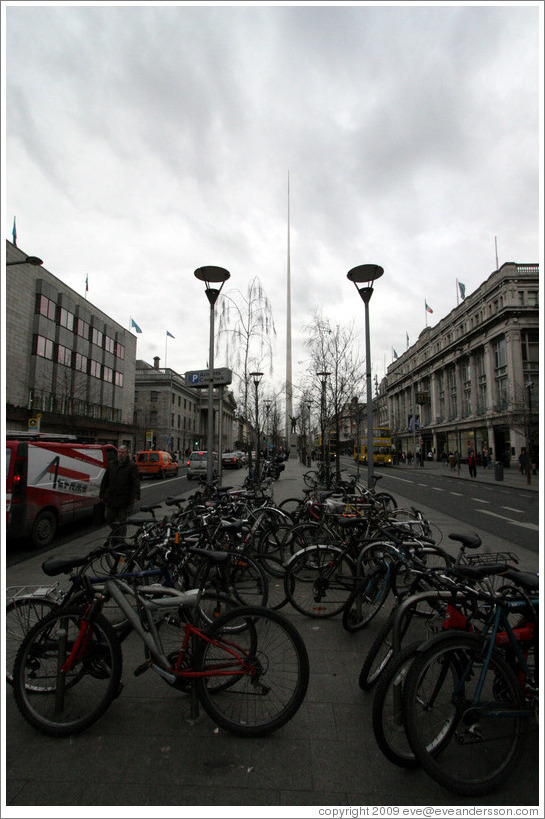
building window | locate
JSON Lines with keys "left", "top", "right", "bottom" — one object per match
{"left": 461, "top": 358, "right": 471, "bottom": 416}
{"left": 115, "top": 342, "right": 125, "bottom": 359}
{"left": 528, "top": 291, "right": 538, "bottom": 307}
{"left": 521, "top": 329, "right": 539, "bottom": 364}
{"left": 114, "top": 371, "right": 123, "bottom": 387}
{"left": 36, "top": 335, "right": 54, "bottom": 359}
{"left": 150, "top": 411, "right": 158, "bottom": 425}
{"left": 59, "top": 307, "right": 74, "bottom": 331}
{"left": 89, "top": 359, "right": 101, "bottom": 378}
{"left": 37, "top": 294, "right": 56, "bottom": 321}
{"left": 474, "top": 349, "right": 487, "bottom": 414}
{"left": 151, "top": 391, "right": 158, "bottom": 402}
{"left": 77, "top": 318, "right": 89, "bottom": 339}
{"left": 103, "top": 366, "right": 113, "bottom": 383}
{"left": 447, "top": 367, "right": 457, "bottom": 419}
{"left": 104, "top": 335, "right": 115, "bottom": 354}
{"left": 57, "top": 344, "right": 72, "bottom": 366}
{"left": 74, "top": 353, "right": 88, "bottom": 372}
{"left": 91, "top": 327, "right": 103, "bottom": 347}
{"left": 493, "top": 337, "right": 508, "bottom": 409}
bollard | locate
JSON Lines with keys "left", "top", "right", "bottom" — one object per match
{"left": 494, "top": 461, "right": 504, "bottom": 481}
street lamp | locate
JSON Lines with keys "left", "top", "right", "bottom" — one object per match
{"left": 525, "top": 380, "right": 534, "bottom": 485}
{"left": 316, "top": 371, "right": 330, "bottom": 479}
{"left": 7, "top": 255, "right": 43, "bottom": 267}
{"left": 249, "top": 372, "right": 264, "bottom": 482}
{"left": 347, "top": 263, "right": 384, "bottom": 487}
{"left": 194, "top": 265, "right": 231, "bottom": 485}
{"left": 306, "top": 401, "right": 313, "bottom": 467}
{"left": 264, "top": 401, "right": 271, "bottom": 457}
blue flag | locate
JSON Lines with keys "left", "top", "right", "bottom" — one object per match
{"left": 458, "top": 281, "right": 466, "bottom": 300}
{"left": 393, "top": 348, "right": 399, "bottom": 359}
{"left": 130, "top": 317, "right": 142, "bottom": 333}
{"left": 12, "top": 216, "right": 17, "bottom": 246}
{"left": 166, "top": 330, "right": 175, "bottom": 338}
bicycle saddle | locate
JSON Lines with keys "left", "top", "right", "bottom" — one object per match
{"left": 448, "top": 532, "right": 482, "bottom": 549}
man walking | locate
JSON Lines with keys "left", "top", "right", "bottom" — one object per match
{"left": 100, "top": 444, "right": 140, "bottom": 534}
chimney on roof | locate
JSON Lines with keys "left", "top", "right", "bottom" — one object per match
{"left": 153, "top": 357, "right": 160, "bottom": 369}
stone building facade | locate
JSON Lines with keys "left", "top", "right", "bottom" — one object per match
{"left": 384, "top": 262, "right": 539, "bottom": 468}
{"left": 134, "top": 357, "right": 237, "bottom": 457}
{"left": 5, "top": 241, "right": 137, "bottom": 445}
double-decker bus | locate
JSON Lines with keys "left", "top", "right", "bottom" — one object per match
{"left": 354, "top": 427, "right": 393, "bottom": 466}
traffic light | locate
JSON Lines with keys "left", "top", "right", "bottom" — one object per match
{"left": 194, "top": 440, "right": 199, "bottom": 448}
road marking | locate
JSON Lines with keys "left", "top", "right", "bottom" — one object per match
{"left": 477, "top": 509, "right": 539, "bottom": 531}
{"left": 501, "top": 506, "right": 524, "bottom": 514}
{"left": 449, "top": 492, "right": 464, "bottom": 496}
{"left": 429, "top": 486, "right": 445, "bottom": 491}
{"left": 472, "top": 498, "right": 489, "bottom": 503}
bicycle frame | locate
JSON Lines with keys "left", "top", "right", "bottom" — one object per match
{"left": 62, "top": 579, "right": 252, "bottom": 685}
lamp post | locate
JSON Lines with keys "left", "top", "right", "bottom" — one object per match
{"left": 264, "top": 401, "right": 271, "bottom": 457}
{"left": 316, "top": 371, "right": 330, "bottom": 479}
{"left": 347, "top": 263, "right": 384, "bottom": 487}
{"left": 525, "top": 380, "right": 534, "bottom": 485}
{"left": 194, "top": 266, "right": 231, "bottom": 485}
{"left": 249, "top": 372, "right": 263, "bottom": 483}
{"left": 306, "top": 401, "right": 313, "bottom": 467}
{"left": 7, "top": 255, "right": 43, "bottom": 267}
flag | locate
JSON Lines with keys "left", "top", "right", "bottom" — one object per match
{"left": 458, "top": 281, "right": 466, "bottom": 300}
{"left": 393, "top": 348, "right": 399, "bottom": 360}
{"left": 406, "top": 332, "right": 409, "bottom": 348}
{"left": 166, "top": 330, "right": 175, "bottom": 338}
{"left": 130, "top": 317, "right": 142, "bottom": 333}
{"left": 425, "top": 301, "right": 433, "bottom": 314}
{"left": 85, "top": 274, "right": 88, "bottom": 293}
{"left": 12, "top": 217, "right": 17, "bottom": 246}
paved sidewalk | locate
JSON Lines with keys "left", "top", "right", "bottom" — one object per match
{"left": 3, "top": 456, "right": 541, "bottom": 814}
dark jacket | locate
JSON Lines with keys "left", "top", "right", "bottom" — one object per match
{"left": 100, "top": 458, "right": 140, "bottom": 509}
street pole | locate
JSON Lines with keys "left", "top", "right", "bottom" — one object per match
{"left": 347, "top": 263, "right": 384, "bottom": 490}
{"left": 194, "top": 266, "right": 230, "bottom": 487}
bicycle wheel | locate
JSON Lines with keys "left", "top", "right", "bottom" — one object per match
{"left": 374, "top": 492, "right": 398, "bottom": 511}
{"left": 193, "top": 552, "right": 268, "bottom": 608}
{"left": 6, "top": 595, "right": 60, "bottom": 685}
{"left": 277, "top": 497, "right": 305, "bottom": 521}
{"left": 195, "top": 606, "right": 309, "bottom": 736}
{"left": 403, "top": 632, "right": 528, "bottom": 796}
{"left": 13, "top": 608, "right": 123, "bottom": 737}
{"left": 372, "top": 642, "right": 422, "bottom": 768}
{"left": 358, "top": 607, "right": 413, "bottom": 690}
{"left": 342, "top": 565, "right": 392, "bottom": 632}
{"left": 303, "top": 471, "right": 319, "bottom": 488}
{"left": 284, "top": 546, "right": 357, "bottom": 618}
{"left": 257, "top": 523, "right": 296, "bottom": 577}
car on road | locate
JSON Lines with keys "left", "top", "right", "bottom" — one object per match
{"left": 186, "top": 450, "right": 217, "bottom": 480}
{"left": 222, "top": 451, "right": 243, "bottom": 469}
{"left": 136, "top": 450, "right": 179, "bottom": 479}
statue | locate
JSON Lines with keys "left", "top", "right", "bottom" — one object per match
{"left": 290, "top": 415, "right": 298, "bottom": 433}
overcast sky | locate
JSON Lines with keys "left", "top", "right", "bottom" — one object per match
{"left": 3, "top": 1, "right": 542, "bottom": 411}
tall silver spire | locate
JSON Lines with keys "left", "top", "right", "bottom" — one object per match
{"left": 286, "top": 172, "right": 293, "bottom": 456}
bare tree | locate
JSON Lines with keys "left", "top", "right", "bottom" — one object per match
{"left": 216, "top": 276, "right": 277, "bottom": 420}
{"left": 303, "top": 309, "right": 365, "bottom": 480}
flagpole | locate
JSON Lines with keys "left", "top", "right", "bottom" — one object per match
{"left": 456, "top": 278, "right": 459, "bottom": 307}
{"left": 165, "top": 331, "right": 168, "bottom": 369}
{"left": 425, "top": 300, "right": 427, "bottom": 327}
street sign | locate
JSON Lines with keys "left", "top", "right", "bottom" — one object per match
{"left": 184, "top": 368, "right": 232, "bottom": 387}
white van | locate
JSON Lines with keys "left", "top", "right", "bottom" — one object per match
{"left": 186, "top": 450, "right": 217, "bottom": 480}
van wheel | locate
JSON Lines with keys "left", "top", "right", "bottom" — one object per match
{"left": 31, "top": 511, "right": 57, "bottom": 549}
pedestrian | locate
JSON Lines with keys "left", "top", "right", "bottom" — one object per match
{"left": 100, "top": 444, "right": 140, "bottom": 536}
{"left": 518, "top": 448, "right": 527, "bottom": 476}
{"left": 442, "top": 451, "right": 448, "bottom": 467}
{"left": 468, "top": 451, "right": 477, "bottom": 478}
